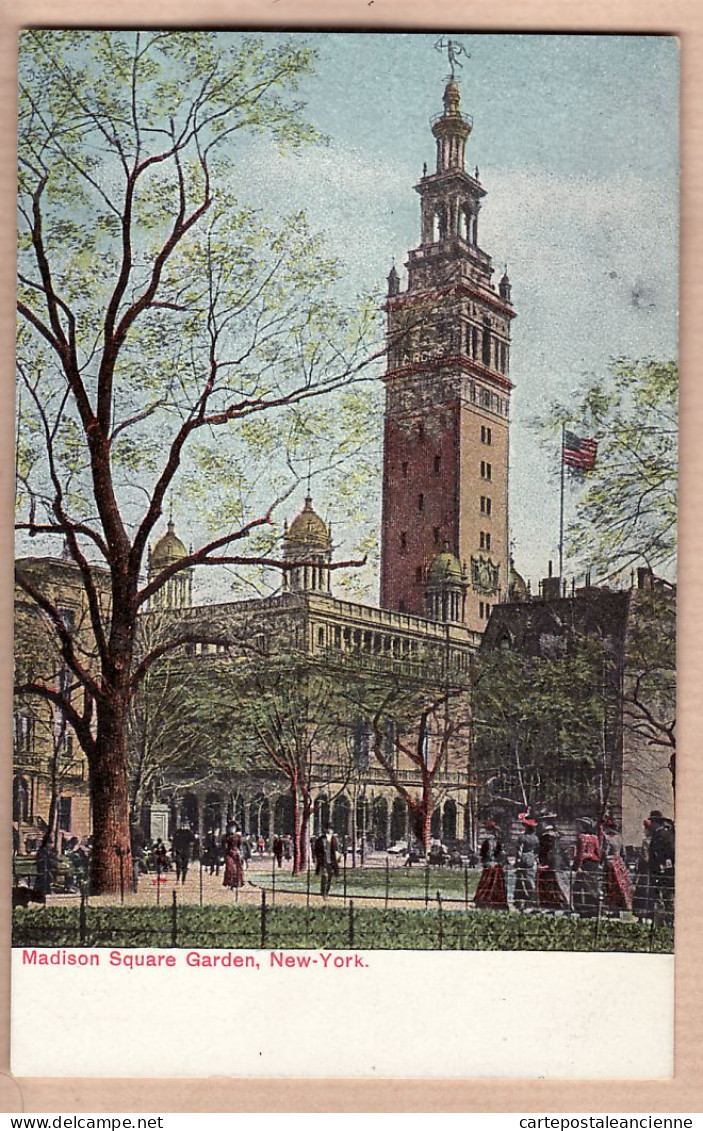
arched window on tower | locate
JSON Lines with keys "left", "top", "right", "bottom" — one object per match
{"left": 432, "top": 205, "right": 447, "bottom": 243}
{"left": 461, "top": 207, "right": 472, "bottom": 243}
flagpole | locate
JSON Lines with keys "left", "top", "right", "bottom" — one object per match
{"left": 559, "top": 423, "right": 565, "bottom": 581}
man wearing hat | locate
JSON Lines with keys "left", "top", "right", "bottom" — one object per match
{"left": 513, "top": 813, "right": 539, "bottom": 911}
{"left": 314, "top": 824, "right": 339, "bottom": 899}
{"left": 647, "top": 809, "right": 675, "bottom": 922}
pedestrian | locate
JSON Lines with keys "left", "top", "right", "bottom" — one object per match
{"left": 130, "top": 822, "right": 146, "bottom": 892}
{"left": 272, "top": 834, "right": 283, "bottom": 868}
{"left": 537, "top": 820, "right": 570, "bottom": 912}
{"left": 223, "top": 834, "right": 244, "bottom": 890}
{"left": 314, "top": 824, "right": 339, "bottom": 898}
{"left": 571, "top": 817, "right": 602, "bottom": 918}
{"left": 600, "top": 816, "right": 632, "bottom": 915}
{"left": 513, "top": 813, "right": 539, "bottom": 911}
{"left": 474, "top": 820, "right": 508, "bottom": 910}
{"left": 171, "top": 820, "right": 195, "bottom": 884}
{"left": 241, "top": 835, "right": 251, "bottom": 869}
{"left": 632, "top": 819, "right": 654, "bottom": 919}
{"left": 648, "top": 809, "right": 675, "bottom": 923}
{"left": 153, "top": 838, "right": 169, "bottom": 874}
{"left": 283, "top": 835, "right": 292, "bottom": 862}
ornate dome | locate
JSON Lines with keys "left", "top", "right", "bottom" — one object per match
{"left": 150, "top": 519, "right": 188, "bottom": 572}
{"left": 427, "top": 546, "right": 464, "bottom": 586}
{"left": 284, "top": 496, "right": 331, "bottom": 558}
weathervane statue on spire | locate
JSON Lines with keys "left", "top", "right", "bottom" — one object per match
{"left": 434, "top": 36, "right": 470, "bottom": 80}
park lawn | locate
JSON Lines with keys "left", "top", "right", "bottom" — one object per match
{"left": 248, "top": 862, "right": 479, "bottom": 904}
{"left": 12, "top": 903, "right": 673, "bottom": 953}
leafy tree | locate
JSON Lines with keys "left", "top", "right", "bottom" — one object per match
{"left": 340, "top": 660, "right": 472, "bottom": 852}
{"left": 472, "top": 641, "right": 613, "bottom": 819}
{"left": 536, "top": 359, "right": 677, "bottom": 579}
{"left": 15, "top": 30, "right": 383, "bottom": 893}
{"left": 204, "top": 651, "right": 358, "bottom": 872}
{"left": 621, "top": 583, "right": 676, "bottom": 797}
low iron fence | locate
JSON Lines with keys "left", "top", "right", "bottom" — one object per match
{"left": 12, "top": 886, "right": 674, "bottom": 954}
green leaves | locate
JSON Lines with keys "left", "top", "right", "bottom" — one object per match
{"left": 533, "top": 359, "right": 677, "bottom": 578}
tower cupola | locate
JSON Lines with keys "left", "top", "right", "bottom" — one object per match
{"left": 283, "top": 495, "right": 333, "bottom": 594}
{"left": 431, "top": 78, "right": 472, "bottom": 174}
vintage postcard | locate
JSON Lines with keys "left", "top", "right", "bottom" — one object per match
{"left": 11, "top": 31, "right": 677, "bottom": 1078}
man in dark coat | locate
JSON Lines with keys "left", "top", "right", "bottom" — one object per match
{"left": 171, "top": 821, "right": 195, "bottom": 884}
{"left": 648, "top": 810, "right": 675, "bottom": 922}
{"left": 314, "top": 825, "right": 339, "bottom": 898}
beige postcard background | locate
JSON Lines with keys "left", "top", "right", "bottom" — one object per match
{"left": 0, "top": 0, "right": 701, "bottom": 1112}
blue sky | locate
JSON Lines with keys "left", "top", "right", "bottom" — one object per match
{"left": 225, "top": 32, "right": 678, "bottom": 592}
{"left": 17, "top": 32, "right": 679, "bottom": 599}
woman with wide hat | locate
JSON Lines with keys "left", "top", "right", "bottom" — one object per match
{"left": 513, "top": 812, "right": 539, "bottom": 911}
{"left": 474, "top": 820, "right": 508, "bottom": 910}
{"left": 601, "top": 816, "right": 632, "bottom": 915}
{"left": 571, "top": 817, "right": 601, "bottom": 917}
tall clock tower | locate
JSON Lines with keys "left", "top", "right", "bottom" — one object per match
{"left": 380, "top": 77, "right": 516, "bottom": 634}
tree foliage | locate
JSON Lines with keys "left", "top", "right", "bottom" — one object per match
{"left": 15, "top": 30, "right": 383, "bottom": 892}
{"left": 536, "top": 359, "right": 677, "bottom": 578}
{"left": 472, "top": 640, "right": 613, "bottom": 817}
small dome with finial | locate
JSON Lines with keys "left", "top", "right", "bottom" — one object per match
{"left": 427, "top": 543, "right": 464, "bottom": 586}
{"left": 150, "top": 517, "right": 188, "bottom": 572}
{"left": 284, "top": 496, "right": 331, "bottom": 558}
{"left": 443, "top": 78, "right": 461, "bottom": 115}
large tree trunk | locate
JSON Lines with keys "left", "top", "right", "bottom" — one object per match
{"left": 90, "top": 698, "right": 132, "bottom": 894}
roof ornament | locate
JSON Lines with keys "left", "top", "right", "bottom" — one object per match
{"left": 434, "top": 36, "right": 470, "bottom": 81}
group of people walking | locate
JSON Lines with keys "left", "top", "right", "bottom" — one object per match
{"left": 474, "top": 809, "right": 674, "bottom": 921}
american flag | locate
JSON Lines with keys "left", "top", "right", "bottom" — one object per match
{"left": 562, "top": 429, "right": 597, "bottom": 471}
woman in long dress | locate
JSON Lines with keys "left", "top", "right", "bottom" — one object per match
{"left": 537, "top": 822, "right": 570, "bottom": 911}
{"left": 571, "top": 817, "right": 601, "bottom": 918}
{"left": 513, "top": 813, "right": 539, "bottom": 911}
{"left": 223, "top": 833, "right": 244, "bottom": 890}
{"left": 601, "top": 817, "right": 632, "bottom": 915}
{"left": 474, "top": 820, "right": 508, "bottom": 910}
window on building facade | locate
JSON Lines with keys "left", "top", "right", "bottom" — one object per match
{"left": 481, "top": 425, "right": 492, "bottom": 444}
{"left": 433, "top": 526, "right": 440, "bottom": 544}
{"left": 434, "top": 454, "right": 441, "bottom": 475}
{"left": 415, "top": 565, "right": 422, "bottom": 584}
{"left": 480, "top": 461, "right": 492, "bottom": 480}
{"left": 479, "top": 531, "right": 492, "bottom": 551}
{"left": 418, "top": 493, "right": 424, "bottom": 512}
{"left": 400, "top": 531, "right": 407, "bottom": 551}
{"left": 401, "top": 461, "right": 409, "bottom": 477}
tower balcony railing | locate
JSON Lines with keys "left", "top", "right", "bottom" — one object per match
{"left": 430, "top": 111, "right": 473, "bottom": 129}
{"left": 408, "top": 240, "right": 492, "bottom": 270}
